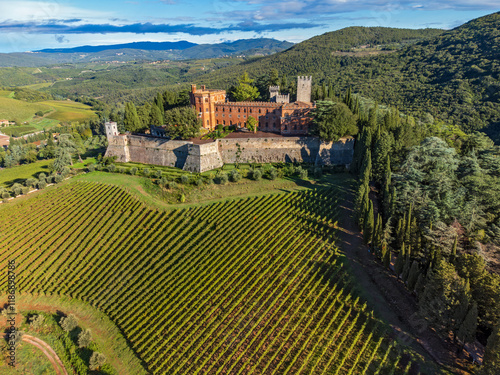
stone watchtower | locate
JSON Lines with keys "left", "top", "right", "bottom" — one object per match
{"left": 296, "top": 76, "right": 312, "bottom": 103}
{"left": 105, "top": 121, "right": 119, "bottom": 140}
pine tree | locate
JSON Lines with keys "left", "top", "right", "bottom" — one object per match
{"left": 363, "top": 200, "right": 374, "bottom": 245}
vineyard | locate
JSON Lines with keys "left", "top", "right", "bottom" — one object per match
{"left": 0, "top": 181, "right": 412, "bottom": 374}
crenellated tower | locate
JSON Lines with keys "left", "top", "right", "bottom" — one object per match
{"left": 296, "top": 76, "right": 312, "bottom": 103}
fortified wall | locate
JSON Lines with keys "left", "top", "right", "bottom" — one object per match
{"left": 105, "top": 134, "right": 354, "bottom": 173}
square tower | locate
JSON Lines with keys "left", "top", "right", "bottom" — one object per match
{"left": 296, "top": 76, "right": 312, "bottom": 103}
{"left": 105, "top": 121, "right": 118, "bottom": 139}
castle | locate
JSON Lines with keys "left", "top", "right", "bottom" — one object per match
{"left": 105, "top": 75, "right": 354, "bottom": 173}
{"left": 187, "top": 76, "right": 314, "bottom": 135}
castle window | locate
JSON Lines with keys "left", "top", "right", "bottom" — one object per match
{"left": 207, "top": 120, "right": 209, "bottom": 125}
{"left": 259, "top": 109, "right": 261, "bottom": 114}
{"left": 238, "top": 115, "right": 240, "bottom": 118}
{"left": 205, "top": 98, "right": 208, "bottom": 103}
{"left": 206, "top": 108, "right": 209, "bottom": 112}
{"left": 238, "top": 108, "right": 241, "bottom": 113}
{"left": 223, "top": 120, "right": 226, "bottom": 125}
{"left": 222, "top": 107, "right": 225, "bottom": 112}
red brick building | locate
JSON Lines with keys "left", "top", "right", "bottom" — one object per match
{"left": 189, "top": 77, "right": 315, "bottom": 136}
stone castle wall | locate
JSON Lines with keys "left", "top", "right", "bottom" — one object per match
{"left": 105, "top": 134, "right": 354, "bottom": 173}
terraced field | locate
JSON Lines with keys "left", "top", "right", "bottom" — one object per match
{"left": 0, "top": 181, "right": 410, "bottom": 374}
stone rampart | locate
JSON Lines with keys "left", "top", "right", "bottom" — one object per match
{"left": 105, "top": 134, "right": 354, "bottom": 173}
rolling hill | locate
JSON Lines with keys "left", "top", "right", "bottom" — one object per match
{"left": 195, "top": 12, "right": 500, "bottom": 135}
{"left": 0, "top": 38, "right": 294, "bottom": 67}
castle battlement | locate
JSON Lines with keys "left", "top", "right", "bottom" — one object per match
{"left": 215, "top": 101, "right": 282, "bottom": 107}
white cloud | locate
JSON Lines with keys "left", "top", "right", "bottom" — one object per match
{"left": 0, "top": 1, "right": 111, "bottom": 23}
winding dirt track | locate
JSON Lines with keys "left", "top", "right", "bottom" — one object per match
{"left": 22, "top": 334, "right": 68, "bottom": 375}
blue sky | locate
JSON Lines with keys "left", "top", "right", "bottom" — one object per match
{"left": 0, "top": 1, "right": 497, "bottom": 52}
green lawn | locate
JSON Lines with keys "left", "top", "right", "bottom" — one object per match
{"left": 0, "top": 159, "right": 53, "bottom": 187}
{"left": 75, "top": 169, "right": 345, "bottom": 209}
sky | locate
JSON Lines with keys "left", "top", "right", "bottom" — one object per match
{"left": 0, "top": 1, "right": 497, "bottom": 53}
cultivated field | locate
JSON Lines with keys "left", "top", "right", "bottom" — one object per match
{"left": 0, "top": 181, "right": 411, "bottom": 374}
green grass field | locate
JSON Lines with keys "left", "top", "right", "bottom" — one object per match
{"left": 0, "top": 96, "right": 48, "bottom": 122}
{"left": 0, "top": 159, "right": 53, "bottom": 187}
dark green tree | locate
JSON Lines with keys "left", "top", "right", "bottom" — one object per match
{"left": 311, "top": 101, "right": 358, "bottom": 142}
{"left": 363, "top": 200, "right": 374, "bottom": 245}
{"left": 232, "top": 72, "right": 259, "bottom": 102}
{"left": 481, "top": 319, "right": 500, "bottom": 374}
{"left": 124, "top": 102, "right": 141, "bottom": 132}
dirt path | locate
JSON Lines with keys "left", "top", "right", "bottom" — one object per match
{"left": 22, "top": 334, "right": 68, "bottom": 375}
{"left": 334, "top": 183, "right": 471, "bottom": 374}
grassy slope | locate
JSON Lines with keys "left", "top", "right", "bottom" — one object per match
{"left": 0, "top": 159, "right": 53, "bottom": 187}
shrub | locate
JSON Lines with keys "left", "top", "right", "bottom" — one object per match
{"left": 298, "top": 167, "right": 308, "bottom": 179}
{"left": 143, "top": 168, "right": 150, "bottom": 177}
{"left": 267, "top": 167, "right": 278, "bottom": 180}
{"left": 179, "top": 193, "right": 186, "bottom": 203}
{"left": 61, "top": 166, "right": 71, "bottom": 177}
{"left": 155, "top": 170, "right": 162, "bottom": 178}
{"left": 229, "top": 169, "right": 242, "bottom": 182}
{"left": 54, "top": 174, "right": 63, "bottom": 183}
{"left": 29, "top": 314, "right": 45, "bottom": 330}
{"left": 168, "top": 181, "right": 178, "bottom": 189}
{"left": 78, "top": 329, "right": 92, "bottom": 348}
{"left": 38, "top": 172, "right": 46, "bottom": 181}
{"left": 159, "top": 176, "right": 169, "bottom": 187}
{"left": 21, "top": 186, "right": 30, "bottom": 195}
{"left": 108, "top": 164, "right": 117, "bottom": 173}
{"left": 25, "top": 178, "right": 37, "bottom": 187}
{"left": 87, "top": 164, "right": 96, "bottom": 172}
{"left": 215, "top": 172, "right": 228, "bottom": 185}
{"left": 117, "top": 166, "right": 125, "bottom": 174}
{"left": 180, "top": 174, "right": 190, "bottom": 184}
{"left": 2, "top": 191, "right": 10, "bottom": 199}
{"left": 96, "top": 164, "right": 103, "bottom": 171}
{"left": 37, "top": 180, "right": 47, "bottom": 190}
{"left": 251, "top": 169, "right": 262, "bottom": 181}
{"left": 195, "top": 178, "right": 204, "bottom": 186}
{"left": 89, "top": 352, "right": 106, "bottom": 371}
{"left": 130, "top": 167, "right": 138, "bottom": 175}
{"left": 60, "top": 314, "right": 77, "bottom": 332}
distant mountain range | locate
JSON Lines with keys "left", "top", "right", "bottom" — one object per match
{"left": 35, "top": 41, "right": 198, "bottom": 53}
{"left": 0, "top": 38, "right": 294, "bottom": 67}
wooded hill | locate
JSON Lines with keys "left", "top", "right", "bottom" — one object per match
{"left": 196, "top": 12, "right": 500, "bottom": 138}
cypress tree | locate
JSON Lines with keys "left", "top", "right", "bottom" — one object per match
{"left": 481, "top": 319, "right": 500, "bottom": 374}
{"left": 457, "top": 302, "right": 478, "bottom": 346}
{"left": 407, "top": 261, "right": 420, "bottom": 291}
{"left": 150, "top": 104, "right": 164, "bottom": 127}
{"left": 124, "top": 102, "right": 141, "bottom": 132}
{"left": 383, "top": 248, "right": 391, "bottom": 269}
{"left": 360, "top": 149, "right": 372, "bottom": 186}
{"left": 402, "top": 251, "right": 412, "bottom": 282}
{"left": 363, "top": 200, "right": 374, "bottom": 245}
{"left": 368, "top": 103, "right": 378, "bottom": 130}
{"left": 372, "top": 214, "right": 383, "bottom": 253}
{"left": 414, "top": 272, "right": 426, "bottom": 297}
{"left": 395, "top": 242, "right": 406, "bottom": 277}
{"left": 451, "top": 235, "right": 458, "bottom": 263}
